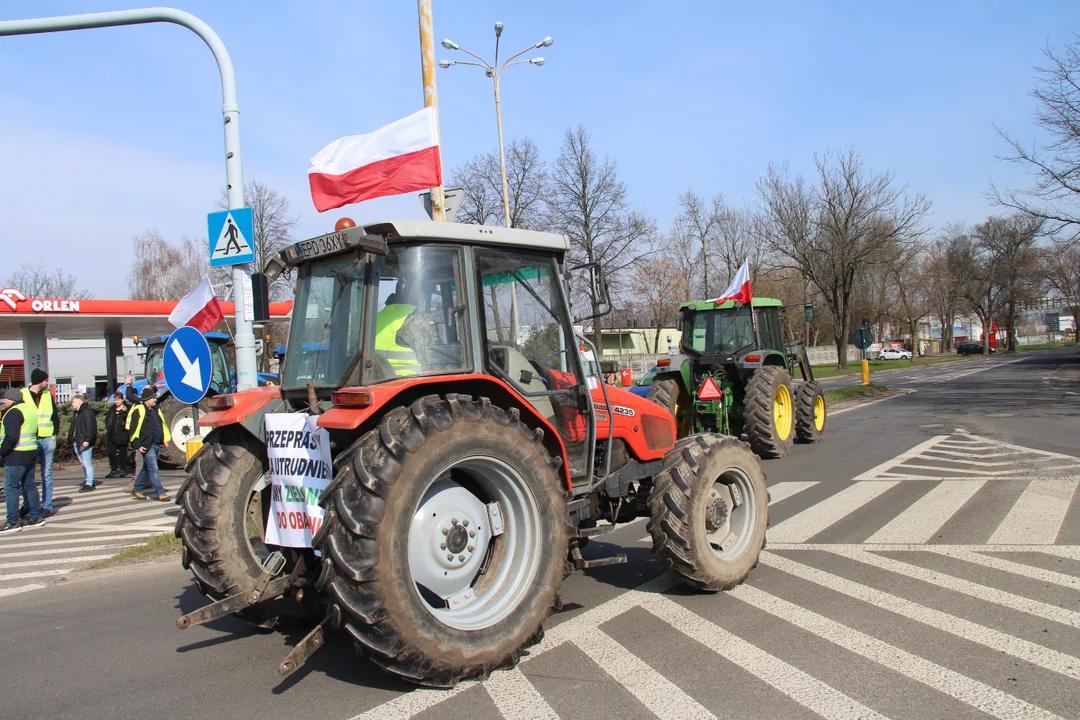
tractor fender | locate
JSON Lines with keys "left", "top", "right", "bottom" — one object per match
{"left": 197, "top": 385, "right": 285, "bottom": 445}
{"left": 317, "top": 374, "right": 574, "bottom": 490}
{"left": 593, "top": 385, "right": 676, "bottom": 462}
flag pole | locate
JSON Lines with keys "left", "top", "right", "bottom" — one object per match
{"left": 418, "top": 0, "right": 447, "bottom": 221}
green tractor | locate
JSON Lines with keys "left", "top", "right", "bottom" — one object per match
{"left": 647, "top": 298, "right": 826, "bottom": 458}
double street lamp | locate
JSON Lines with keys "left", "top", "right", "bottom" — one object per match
{"left": 440, "top": 22, "right": 552, "bottom": 229}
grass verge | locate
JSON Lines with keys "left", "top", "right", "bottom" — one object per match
{"left": 1014, "top": 341, "right": 1078, "bottom": 352}
{"left": 812, "top": 354, "right": 971, "bottom": 379}
{"left": 87, "top": 533, "right": 181, "bottom": 570}
{"left": 824, "top": 384, "right": 889, "bottom": 403}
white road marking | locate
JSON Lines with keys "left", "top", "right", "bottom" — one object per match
{"left": 0, "top": 553, "right": 116, "bottom": 570}
{"left": 852, "top": 436, "right": 949, "bottom": 480}
{"left": 822, "top": 547, "right": 1080, "bottom": 629}
{"left": 761, "top": 551, "right": 1080, "bottom": 681}
{"left": 53, "top": 500, "right": 176, "bottom": 522}
{"left": 767, "top": 481, "right": 819, "bottom": 505}
{"left": 0, "top": 569, "right": 75, "bottom": 581}
{"left": 0, "top": 543, "right": 141, "bottom": 559}
{"left": 729, "top": 584, "right": 1064, "bottom": 720}
{"left": 0, "top": 583, "right": 47, "bottom": 598}
{"left": 769, "top": 543, "right": 1080, "bottom": 558}
{"left": 572, "top": 627, "right": 716, "bottom": 720}
{"left": 641, "top": 594, "right": 888, "bottom": 720}
{"left": 482, "top": 667, "right": 560, "bottom": 720}
{"left": 989, "top": 477, "right": 1079, "bottom": 545}
{"left": 865, "top": 480, "right": 985, "bottom": 544}
{"left": 0, "top": 532, "right": 155, "bottom": 549}
{"left": 767, "top": 481, "right": 898, "bottom": 543}
{"left": 928, "top": 548, "right": 1080, "bottom": 590}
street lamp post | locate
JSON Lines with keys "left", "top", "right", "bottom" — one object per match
{"left": 440, "top": 24, "right": 551, "bottom": 342}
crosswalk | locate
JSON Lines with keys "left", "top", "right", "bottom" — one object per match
{"left": 0, "top": 476, "right": 180, "bottom": 598}
{"left": 355, "top": 431, "right": 1080, "bottom": 720}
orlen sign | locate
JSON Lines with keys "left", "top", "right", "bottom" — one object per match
{"left": 0, "top": 288, "right": 81, "bottom": 313}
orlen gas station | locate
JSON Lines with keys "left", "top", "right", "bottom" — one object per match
{"left": 0, "top": 286, "right": 291, "bottom": 398}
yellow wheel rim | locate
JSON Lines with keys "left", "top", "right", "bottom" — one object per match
{"left": 773, "top": 383, "right": 793, "bottom": 440}
{"left": 813, "top": 394, "right": 825, "bottom": 431}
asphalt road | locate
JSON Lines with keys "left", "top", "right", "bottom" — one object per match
{"left": 815, "top": 352, "right": 1022, "bottom": 390}
{"left": 1, "top": 347, "right": 1078, "bottom": 719}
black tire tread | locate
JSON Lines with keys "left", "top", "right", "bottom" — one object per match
{"left": 742, "top": 366, "right": 794, "bottom": 459}
{"left": 795, "top": 381, "right": 826, "bottom": 443}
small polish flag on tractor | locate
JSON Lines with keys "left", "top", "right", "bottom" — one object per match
{"left": 707, "top": 260, "right": 752, "bottom": 305}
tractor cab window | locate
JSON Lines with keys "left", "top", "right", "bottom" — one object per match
{"left": 689, "top": 307, "right": 755, "bottom": 356}
{"left": 368, "top": 245, "right": 469, "bottom": 383}
{"left": 210, "top": 343, "right": 231, "bottom": 393}
{"left": 757, "top": 308, "right": 783, "bottom": 351}
{"left": 144, "top": 345, "right": 164, "bottom": 384}
{"left": 476, "top": 249, "right": 589, "bottom": 478}
{"left": 283, "top": 255, "right": 365, "bottom": 387}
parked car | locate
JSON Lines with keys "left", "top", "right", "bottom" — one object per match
{"left": 956, "top": 342, "right": 995, "bottom": 355}
{"left": 879, "top": 347, "right": 912, "bottom": 361}
{"left": 629, "top": 365, "right": 658, "bottom": 397}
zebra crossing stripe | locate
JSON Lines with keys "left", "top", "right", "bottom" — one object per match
{"left": 989, "top": 477, "right": 1079, "bottom": 545}
{"left": 0, "top": 569, "right": 74, "bottom": 581}
{"left": 768, "top": 481, "right": 898, "bottom": 543}
{"left": 0, "top": 583, "right": 47, "bottom": 598}
{"left": 641, "top": 594, "right": 887, "bottom": 719}
{"left": 0, "top": 532, "right": 155, "bottom": 549}
{"left": 0, "top": 543, "right": 141, "bottom": 560}
{"left": 0, "top": 554, "right": 117, "bottom": 571}
{"left": 822, "top": 547, "right": 1080, "bottom": 629}
{"left": 482, "top": 668, "right": 559, "bottom": 720}
{"left": 760, "top": 551, "right": 1080, "bottom": 682}
{"left": 572, "top": 627, "right": 716, "bottom": 720}
{"left": 865, "top": 480, "right": 985, "bottom": 544}
{"left": 925, "top": 548, "right": 1080, "bottom": 590}
{"left": 767, "top": 481, "right": 818, "bottom": 505}
{"left": 853, "top": 436, "right": 950, "bottom": 480}
{"left": 728, "top": 584, "right": 1064, "bottom": 720}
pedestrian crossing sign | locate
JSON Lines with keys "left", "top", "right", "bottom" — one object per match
{"left": 208, "top": 207, "right": 255, "bottom": 267}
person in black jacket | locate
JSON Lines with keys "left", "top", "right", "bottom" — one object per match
{"left": 1, "top": 388, "right": 44, "bottom": 533}
{"left": 68, "top": 394, "right": 98, "bottom": 493}
{"left": 104, "top": 392, "right": 131, "bottom": 478}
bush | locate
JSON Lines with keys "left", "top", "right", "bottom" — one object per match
{"left": 55, "top": 400, "right": 112, "bottom": 464}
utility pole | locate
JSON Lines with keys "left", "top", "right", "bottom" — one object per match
{"left": 417, "top": 0, "right": 447, "bottom": 222}
{"left": 0, "top": 7, "right": 259, "bottom": 391}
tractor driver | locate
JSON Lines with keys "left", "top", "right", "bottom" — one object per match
{"left": 375, "top": 277, "right": 437, "bottom": 377}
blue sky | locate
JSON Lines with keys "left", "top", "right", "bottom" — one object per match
{"left": 1, "top": 1, "right": 1076, "bottom": 298}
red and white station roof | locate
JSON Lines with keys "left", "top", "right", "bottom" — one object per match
{"left": 0, "top": 288, "right": 292, "bottom": 341}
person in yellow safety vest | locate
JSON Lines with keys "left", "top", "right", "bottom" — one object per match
{"left": 1, "top": 388, "right": 45, "bottom": 533}
{"left": 128, "top": 386, "right": 171, "bottom": 501}
{"left": 375, "top": 278, "right": 434, "bottom": 377}
{"left": 21, "top": 368, "right": 58, "bottom": 518}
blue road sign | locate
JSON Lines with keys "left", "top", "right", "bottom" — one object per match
{"left": 208, "top": 207, "right": 255, "bottom": 267}
{"left": 163, "top": 327, "right": 212, "bottom": 405}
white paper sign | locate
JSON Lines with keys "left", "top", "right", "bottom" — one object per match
{"left": 264, "top": 413, "right": 333, "bottom": 548}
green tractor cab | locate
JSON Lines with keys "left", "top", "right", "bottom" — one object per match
{"left": 647, "top": 298, "right": 826, "bottom": 458}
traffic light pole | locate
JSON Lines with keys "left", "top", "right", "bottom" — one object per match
{"left": 0, "top": 7, "right": 259, "bottom": 391}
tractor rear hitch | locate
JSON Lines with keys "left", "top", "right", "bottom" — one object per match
{"left": 278, "top": 614, "right": 331, "bottom": 677}
{"left": 569, "top": 542, "right": 627, "bottom": 570}
{"left": 176, "top": 551, "right": 290, "bottom": 630}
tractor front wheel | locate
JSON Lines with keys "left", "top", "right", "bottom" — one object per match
{"left": 314, "top": 394, "right": 570, "bottom": 687}
{"left": 647, "top": 377, "right": 692, "bottom": 437}
{"left": 796, "top": 381, "right": 827, "bottom": 443}
{"left": 743, "top": 366, "right": 795, "bottom": 458}
{"left": 647, "top": 434, "right": 768, "bottom": 591}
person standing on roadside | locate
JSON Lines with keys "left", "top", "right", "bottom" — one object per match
{"left": 68, "top": 394, "right": 98, "bottom": 493}
{"left": 1, "top": 389, "right": 45, "bottom": 533}
{"left": 104, "top": 392, "right": 131, "bottom": 479}
{"left": 129, "top": 386, "right": 171, "bottom": 501}
{"left": 21, "top": 368, "right": 58, "bottom": 518}
{"left": 123, "top": 375, "right": 144, "bottom": 494}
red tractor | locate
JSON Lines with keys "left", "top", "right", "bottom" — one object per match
{"left": 174, "top": 220, "right": 768, "bottom": 687}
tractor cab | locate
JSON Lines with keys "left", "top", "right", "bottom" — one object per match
{"left": 677, "top": 299, "right": 787, "bottom": 369}
{"left": 274, "top": 220, "right": 608, "bottom": 479}
{"left": 137, "top": 332, "right": 232, "bottom": 396}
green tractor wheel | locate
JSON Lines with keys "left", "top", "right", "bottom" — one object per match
{"left": 742, "top": 365, "right": 795, "bottom": 459}
{"left": 796, "top": 381, "right": 827, "bottom": 443}
{"left": 647, "top": 377, "right": 692, "bottom": 437}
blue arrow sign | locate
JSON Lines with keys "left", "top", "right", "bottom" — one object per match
{"left": 208, "top": 207, "right": 255, "bottom": 267}
{"left": 163, "top": 327, "right": 212, "bottom": 405}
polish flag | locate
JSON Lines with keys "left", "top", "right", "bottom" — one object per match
{"left": 168, "top": 276, "right": 224, "bottom": 333}
{"left": 707, "top": 260, "right": 752, "bottom": 305}
{"left": 308, "top": 107, "right": 442, "bottom": 213}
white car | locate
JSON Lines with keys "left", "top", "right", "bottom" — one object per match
{"left": 879, "top": 347, "right": 912, "bottom": 360}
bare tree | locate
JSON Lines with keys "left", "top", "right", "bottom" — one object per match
{"left": 673, "top": 191, "right": 725, "bottom": 297}
{"left": 995, "top": 37, "right": 1080, "bottom": 247}
{"left": 547, "top": 125, "right": 656, "bottom": 348}
{"left": 946, "top": 226, "right": 1002, "bottom": 355}
{"left": 886, "top": 243, "right": 928, "bottom": 357}
{"left": 629, "top": 259, "right": 691, "bottom": 352}
{"left": 921, "top": 240, "right": 961, "bottom": 352}
{"left": 757, "top": 149, "right": 930, "bottom": 367}
{"left": 712, "top": 208, "right": 759, "bottom": 283}
{"left": 217, "top": 180, "right": 298, "bottom": 301}
{"left": 4, "top": 264, "right": 91, "bottom": 299}
{"left": 452, "top": 138, "right": 548, "bottom": 230}
{"left": 1042, "top": 244, "right": 1080, "bottom": 336}
{"left": 127, "top": 231, "right": 209, "bottom": 301}
{"left": 974, "top": 215, "right": 1044, "bottom": 351}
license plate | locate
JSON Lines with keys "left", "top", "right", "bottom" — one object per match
{"left": 295, "top": 231, "right": 351, "bottom": 259}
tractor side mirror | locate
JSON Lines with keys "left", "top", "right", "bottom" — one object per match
{"left": 804, "top": 303, "right": 814, "bottom": 324}
{"left": 675, "top": 313, "right": 684, "bottom": 331}
{"left": 588, "top": 263, "right": 610, "bottom": 307}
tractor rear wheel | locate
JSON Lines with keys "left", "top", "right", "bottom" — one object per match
{"left": 314, "top": 394, "right": 570, "bottom": 687}
{"left": 175, "top": 425, "right": 320, "bottom": 628}
{"left": 647, "top": 434, "right": 768, "bottom": 591}
{"left": 796, "top": 381, "right": 827, "bottom": 443}
{"left": 743, "top": 365, "right": 795, "bottom": 458}
{"left": 647, "top": 377, "right": 692, "bottom": 437}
